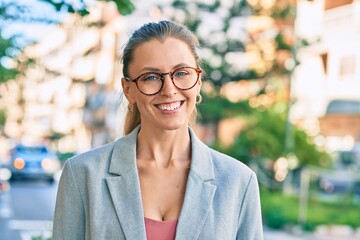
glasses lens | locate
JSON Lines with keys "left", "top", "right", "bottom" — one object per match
{"left": 173, "top": 67, "right": 199, "bottom": 90}
{"left": 137, "top": 73, "right": 163, "bottom": 95}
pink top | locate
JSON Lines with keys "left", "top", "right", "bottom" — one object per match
{"left": 144, "top": 217, "right": 178, "bottom": 240}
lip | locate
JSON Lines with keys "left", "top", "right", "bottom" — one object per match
{"left": 154, "top": 100, "right": 185, "bottom": 112}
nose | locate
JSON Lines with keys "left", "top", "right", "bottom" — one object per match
{"left": 160, "top": 74, "right": 177, "bottom": 96}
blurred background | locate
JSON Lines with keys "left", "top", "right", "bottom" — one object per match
{"left": 0, "top": 0, "right": 360, "bottom": 239}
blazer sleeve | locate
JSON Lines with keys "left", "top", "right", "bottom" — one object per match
{"left": 236, "top": 172, "right": 264, "bottom": 240}
{"left": 53, "top": 160, "right": 86, "bottom": 240}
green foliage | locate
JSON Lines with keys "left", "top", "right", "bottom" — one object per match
{"left": 261, "top": 188, "right": 360, "bottom": 230}
{"left": 57, "top": 152, "right": 76, "bottom": 163}
{"left": 222, "top": 108, "right": 282, "bottom": 164}
{"left": 197, "top": 93, "right": 252, "bottom": 124}
{"left": 261, "top": 189, "right": 298, "bottom": 229}
{"left": 293, "top": 128, "right": 329, "bottom": 166}
{"left": 224, "top": 104, "right": 330, "bottom": 167}
{"left": 0, "top": 64, "right": 18, "bottom": 84}
{"left": 168, "top": 0, "right": 263, "bottom": 87}
{"left": 275, "top": 32, "right": 292, "bottom": 51}
{"left": 271, "top": 4, "right": 295, "bottom": 20}
{"left": 0, "top": 36, "right": 19, "bottom": 83}
{"left": 0, "top": 0, "right": 135, "bottom": 84}
{"left": 0, "top": 109, "right": 5, "bottom": 126}
{"left": 0, "top": 34, "right": 12, "bottom": 55}
{"left": 168, "top": 1, "right": 298, "bottom": 88}
{"left": 40, "top": 0, "right": 135, "bottom": 16}
{"left": 111, "top": 0, "right": 135, "bottom": 15}
{"left": 32, "top": 237, "right": 51, "bottom": 240}
{"left": 31, "top": 234, "right": 52, "bottom": 240}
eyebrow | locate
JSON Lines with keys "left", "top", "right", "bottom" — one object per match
{"left": 140, "top": 63, "right": 190, "bottom": 73}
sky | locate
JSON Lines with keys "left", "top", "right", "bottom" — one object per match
{"left": 1, "top": 0, "right": 168, "bottom": 44}
{"left": 0, "top": 0, "right": 95, "bottom": 44}
{"left": 1, "top": 1, "right": 57, "bottom": 45}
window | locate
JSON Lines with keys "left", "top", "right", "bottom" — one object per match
{"left": 339, "top": 55, "right": 356, "bottom": 78}
{"left": 320, "top": 53, "right": 328, "bottom": 74}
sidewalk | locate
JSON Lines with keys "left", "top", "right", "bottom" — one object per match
{"left": 264, "top": 227, "right": 360, "bottom": 240}
{"left": 264, "top": 228, "right": 304, "bottom": 240}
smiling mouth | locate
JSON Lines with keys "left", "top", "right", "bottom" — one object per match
{"left": 155, "top": 101, "right": 184, "bottom": 111}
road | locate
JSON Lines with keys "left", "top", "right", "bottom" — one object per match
{"left": 0, "top": 180, "right": 57, "bottom": 240}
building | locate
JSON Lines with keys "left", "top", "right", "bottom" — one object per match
{"left": 292, "top": 0, "right": 360, "bottom": 152}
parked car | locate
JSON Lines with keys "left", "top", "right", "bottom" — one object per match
{"left": 9, "top": 144, "right": 61, "bottom": 182}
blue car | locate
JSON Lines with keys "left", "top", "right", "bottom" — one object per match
{"left": 10, "top": 144, "right": 61, "bottom": 182}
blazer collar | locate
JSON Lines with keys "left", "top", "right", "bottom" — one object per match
{"left": 106, "top": 125, "right": 216, "bottom": 240}
{"left": 188, "top": 126, "right": 215, "bottom": 181}
{"left": 108, "top": 126, "right": 138, "bottom": 176}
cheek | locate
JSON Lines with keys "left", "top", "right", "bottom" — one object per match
{"left": 133, "top": 94, "right": 152, "bottom": 109}
{"left": 187, "top": 91, "right": 198, "bottom": 105}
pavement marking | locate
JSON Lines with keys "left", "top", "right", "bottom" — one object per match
{"left": 8, "top": 220, "right": 53, "bottom": 231}
{"left": 0, "top": 206, "right": 12, "bottom": 218}
{"left": 0, "top": 193, "right": 13, "bottom": 218}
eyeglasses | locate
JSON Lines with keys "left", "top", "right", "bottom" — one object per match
{"left": 124, "top": 67, "right": 202, "bottom": 96}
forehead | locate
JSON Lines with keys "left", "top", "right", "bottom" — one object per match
{"left": 129, "top": 37, "right": 197, "bottom": 72}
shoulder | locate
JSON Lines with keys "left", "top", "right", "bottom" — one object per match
{"left": 207, "top": 147, "right": 257, "bottom": 191}
{"left": 65, "top": 141, "right": 117, "bottom": 170}
{"left": 189, "top": 127, "right": 255, "bottom": 183}
{"left": 63, "top": 128, "right": 138, "bottom": 177}
{"left": 209, "top": 148, "right": 254, "bottom": 178}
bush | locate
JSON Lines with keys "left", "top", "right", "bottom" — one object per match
{"left": 261, "top": 188, "right": 360, "bottom": 231}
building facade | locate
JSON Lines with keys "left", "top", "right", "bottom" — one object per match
{"left": 292, "top": 0, "right": 360, "bottom": 152}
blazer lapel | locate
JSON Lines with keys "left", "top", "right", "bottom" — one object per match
{"left": 105, "top": 126, "right": 146, "bottom": 240}
{"left": 176, "top": 128, "right": 217, "bottom": 240}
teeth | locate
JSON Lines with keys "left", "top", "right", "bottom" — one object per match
{"left": 157, "top": 101, "right": 181, "bottom": 111}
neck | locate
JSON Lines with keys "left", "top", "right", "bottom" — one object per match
{"left": 136, "top": 125, "right": 191, "bottom": 168}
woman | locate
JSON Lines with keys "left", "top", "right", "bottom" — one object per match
{"left": 53, "top": 20, "right": 263, "bottom": 240}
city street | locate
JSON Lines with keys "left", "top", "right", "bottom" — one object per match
{"left": 0, "top": 180, "right": 57, "bottom": 240}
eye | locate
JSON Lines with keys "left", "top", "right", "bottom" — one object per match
{"left": 140, "top": 73, "right": 161, "bottom": 82}
{"left": 174, "top": 68, "right": 190, "bottom": 78}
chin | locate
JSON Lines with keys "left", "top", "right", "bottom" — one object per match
{"left": 158, "top": 120, "right": 189, "bottom": 131}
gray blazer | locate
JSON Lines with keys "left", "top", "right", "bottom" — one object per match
{"left": 53, "top": 126, "right": 263, "bottom": 240}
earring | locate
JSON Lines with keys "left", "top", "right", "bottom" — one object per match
{"left": 196, "top": 94, "right": 202, "bottom": 105}
{"left": 128, "top": 103, "right": 134, "bottom": 112}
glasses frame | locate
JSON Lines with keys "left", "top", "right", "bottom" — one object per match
{"left": 124, "top": 66, "right": 202, "bottom": 96}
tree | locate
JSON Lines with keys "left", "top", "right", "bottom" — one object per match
{"left": 0, "top": 36, "right": 19, "bottom": 84}
{"left": 228, "top": 105, "right": 329, "bottom": 164}
{"left": 161, "top": 0, "right": 297, "bottom": 87}
{"left": 223, "top": 102, "right": 330, "bottom": 185}
{"left": 162, "top": 0, "right": 259, "bottom": 89}
{"left": 39, "top": 0, "right": 135, "bottom": 16}
{"left": 0, "top": 0, "right": 135, "bottom": 84}
{"left": 159, "top": 0, "right": 298, "bottom": 141}
{"left": 198, "top": 94, "right": 252, "bottom": 124}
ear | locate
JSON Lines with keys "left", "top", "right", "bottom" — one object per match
{"left": 196, "top": 75, "right": 202, "bottom": 93}
{"left": 122, "top": 78, "right": 135, "bottom": 103}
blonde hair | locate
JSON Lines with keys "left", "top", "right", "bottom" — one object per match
{"left": 122, "top": 21, "right": 202, "bottom": 135}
